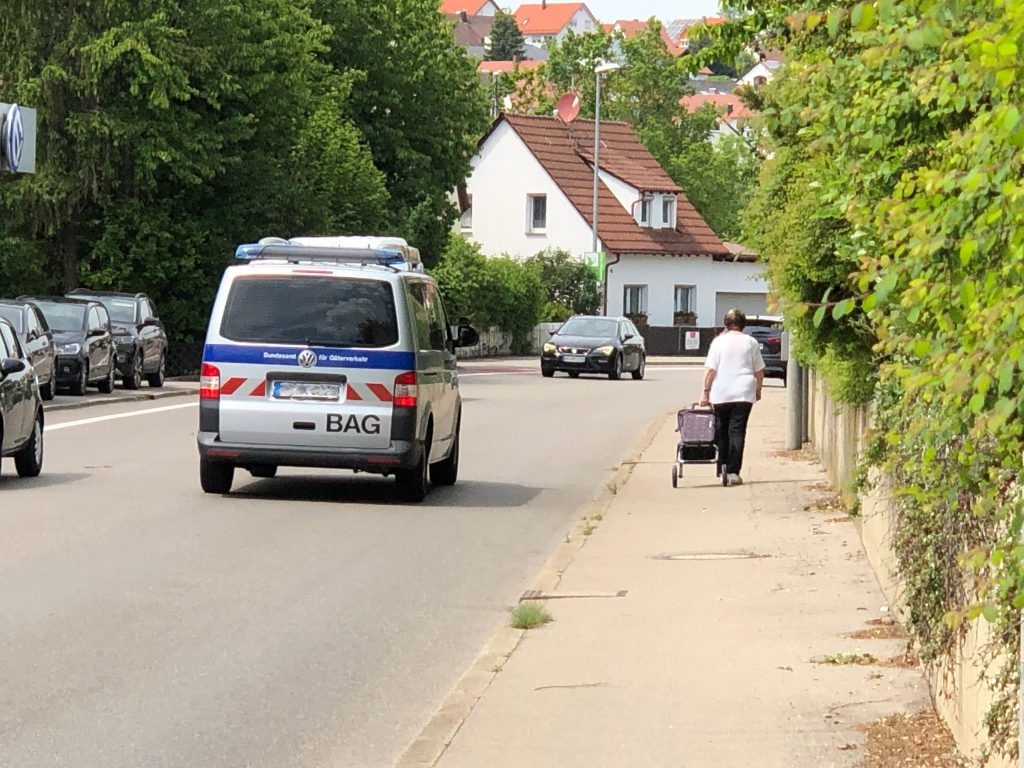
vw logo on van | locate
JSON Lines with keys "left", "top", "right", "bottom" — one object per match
{"left": 298, "top": 349, "right": 317, "bottom": 368}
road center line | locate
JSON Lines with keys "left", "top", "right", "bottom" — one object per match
{"left": 48, "top": 401, "right": 199, "bottom": 432}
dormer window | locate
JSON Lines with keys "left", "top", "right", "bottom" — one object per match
{"left": 662, "top": 195, "right": 676, "bottom": 227}
{"left": 637, "top": 193, "right": 675, "bottom": 229}
{"left": 639, "top": 195, "right": 653, "bottom": 226}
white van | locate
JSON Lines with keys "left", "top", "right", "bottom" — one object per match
{"left": 196, "top": 238, "right": 478, "bottom": 502}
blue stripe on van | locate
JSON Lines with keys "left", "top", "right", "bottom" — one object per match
{"left": 203, "top": 344, "right": 415, "bottom": 370}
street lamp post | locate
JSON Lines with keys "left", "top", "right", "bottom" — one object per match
{"left": 591, "top": 62, "right": 621, "bottom": 255}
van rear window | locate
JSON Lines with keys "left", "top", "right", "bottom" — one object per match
{"left": 220, "top": 276, "right": 399, "bottom": 348}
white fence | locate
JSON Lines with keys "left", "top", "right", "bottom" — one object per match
{"left": 455, "top": 323, "right": 562, "bottom": 359}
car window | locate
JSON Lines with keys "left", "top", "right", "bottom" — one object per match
{"left": 32, "top": 308, "right": 49, "bottom": 334}
{"left": 97, "top": 306, "right": 111, "bottom": 330}
{"left": 100, "top": 296, "right": 137, "bottom": 324}
{"left": 628, "top": 321, "right": 641, "bottom": 337}
{"left": 0, "top": 306, "right": 23, "bottom": 333}
{"left": 220, "top": 276, "right": 399, "bottom": 348}
{"left": 559, "top": 317, "right": 618, "bottom": 338}
{"left": 407, "top": 283, "right": 434, "bottom": 351}
{"left": 423, "top": 283, "right": 449, "bottom": 351}
{"left": 34, "top": 301, "right": 86, "bottom": 333}
{"left": 0, "top": 323, "right": 21, "bottom": 358}
{"left": 88, "top": 307, "right": 101, "bottom": 331}
{"left": 141, "top": 298, "right": 155, "bottom": 320}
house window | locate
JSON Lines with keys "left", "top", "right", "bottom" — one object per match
{"left": 623, "top": 285, "right": 648, "bottom": 316}
{"left": 528, "top": 194, "right": 547, "bottom": 232}
{"left": 674, "top": 285, "right": 695, "bottom": 312}
{"left": 754, "top": 75, "right": 768, "bottom": 87}
{"left": 460, "top": 195, "right": 473, "bottom": 231}
{"left": 639, "top": 195, "right": 653, "bottom": 226}
{"left": 662, "top": 196, "right": 675, "bottom": 226}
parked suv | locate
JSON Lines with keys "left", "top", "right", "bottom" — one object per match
{"left": 67, "top": 290, "right": 168, "bottom": 389}
{"left": 197, "top": 237, "right": 478, "bottom": 501}
{"left": 744, "top": 315, "right": 786, "bottom": 385}
{"left": 20, "top": 297, "right": 116, "bottom": 395}
{"left": 0, "top": 300, "right": 57, "bottom": 400}
{"left": 0, "top": 318, "right": 44, "bottom": 479}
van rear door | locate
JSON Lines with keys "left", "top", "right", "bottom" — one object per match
{"left": 207, "top": 273, "right": 408, "bottom": 451}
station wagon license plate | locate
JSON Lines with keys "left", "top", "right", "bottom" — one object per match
{"left": 271, "top": 381, "right": 343, "bottom": 401}
{"left": 562, "top": 355, "right": 586, "bottom": 364}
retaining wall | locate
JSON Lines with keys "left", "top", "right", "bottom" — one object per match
{"left": 806, "top": 370, "right": 1010, "bottom": 767}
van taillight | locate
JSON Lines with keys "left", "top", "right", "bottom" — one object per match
{"left": 200, "top": 363, "right": 221, "bottom": 400}
{"left": 393, "top": 371, "right": 417, "bottom": 408}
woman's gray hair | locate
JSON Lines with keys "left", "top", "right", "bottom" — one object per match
{"left": 723, "top": 308, "right": 747, "bottom": 329}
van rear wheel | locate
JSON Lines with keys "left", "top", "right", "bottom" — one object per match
{"left": 397, "top": 433, "right": 431, "bottom": 502}
{"left": 430, "top": 420, "right": 459, "bottom": 487}
{"left": 200, "top": 458, "right": 234, "bottom": 494}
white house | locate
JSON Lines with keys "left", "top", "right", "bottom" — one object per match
{"left": 514, "top": 3, "right": 599, "bottom": 47}
{"left": 459, "top": 113, "right": 770, "bottom": 327}
{"left": 737, "top": 58, "right": 782, "bottom": 88}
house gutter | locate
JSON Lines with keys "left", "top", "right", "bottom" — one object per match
{"left": 603, "top": 253, "right": 621, "bottom": 315}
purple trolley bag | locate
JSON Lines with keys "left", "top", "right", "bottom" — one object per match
{"left": 671, "top": 404, "right": 726, "bottom": 487}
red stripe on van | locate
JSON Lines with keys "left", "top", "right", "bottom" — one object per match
{"left": 347, "top": 385, "right": 362, "bottom": 401}
{"left": 367, "top": 383, "right": 393, "bottom": 402}
{"left": 249, "top": 381, "right": 266, "bottom": 397}
{"left": 221, "top": 377, "right": 246, "bottom": 396}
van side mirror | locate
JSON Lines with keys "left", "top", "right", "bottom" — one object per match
{"left": 452, "top": 322, "right": 479, "bottom": 348}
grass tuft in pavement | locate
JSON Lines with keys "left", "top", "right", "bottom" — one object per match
{"left": 511, "top": 601, "right": 552, "bottom": 630}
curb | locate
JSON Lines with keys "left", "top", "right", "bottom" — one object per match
{"left": 393, "top": 409, "right": 672, "bottom": 768}
{"left": 46, "top": 388, "right": 197, "bottom": 412}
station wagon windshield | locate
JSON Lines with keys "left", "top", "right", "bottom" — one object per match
{"left": 33, "top": 302, "right": 85, "bottom": 333}
{"left": 220, "top": 277, "right": 399, "bottom": 348}
{"left": 0, "top": 306, "right": 23, "bottom": 333}
{"left": 99, "top": 297, "right": 138, "bottom": 324}
{"left": 559, "top": 317, "right": 618, "bottom": 338}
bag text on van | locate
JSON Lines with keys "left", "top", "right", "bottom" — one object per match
{"left": 326, "top": 414, "right": 382, "bottom": 435}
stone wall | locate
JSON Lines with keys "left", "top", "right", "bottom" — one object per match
{"left": 806, "top": 370, "right": 1011, "bottom": 767}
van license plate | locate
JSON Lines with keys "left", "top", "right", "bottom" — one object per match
{"left": 272, "top": 381, "right": 342, "bottom": 401}
{"left": 563, "top": 355, "right": 585, "bottom": 364}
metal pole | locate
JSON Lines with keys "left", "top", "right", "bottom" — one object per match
{"left": 592, "top": 71, "right": 601, "bottom": 254}
{"left": 801, "top": 364, "right": 810, "bottom": 444}
{"left": 786, "top": 357, "right": 803, "bottom": 450}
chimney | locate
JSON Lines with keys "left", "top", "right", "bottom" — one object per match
{"left": 460, "top": 10, "right": 468, "bottom": 22}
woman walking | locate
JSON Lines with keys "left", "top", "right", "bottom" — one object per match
{"left": 699, "top": 309, "right": 765, "bottom": 486}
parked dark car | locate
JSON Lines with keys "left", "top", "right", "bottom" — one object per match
{"left": 744, "top": 315, "right": 786, "bottom": 385}
{"left": 67, "top": 290, "right": 168, "bottom": 389}
{"left": 0, "top": 300, "right": 57, "bottom": 400}
{"left": 541, "top": 315, "right": 646, "bottom": 380}
{"left": 0, "top": 318, "right": 44, "bottom": 479}
{"left": 19, "top": 297, "right": 116, "bottom": 396}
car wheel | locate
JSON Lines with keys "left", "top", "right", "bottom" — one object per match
{"left": 147, "top": 354, "right": 166, "bottom": 388}
{"left": 249, "top": 465, "right": 277, "bottom": 479}
{"left": 39, "top": 375, "right": 55, "bottom": 401}
{"left": 608, "top": 353, "right": 622, "bottom": 380}
{"left": 397, "top": 428, "right": 431, "bottom": 503}
{"left": 430, "top": 418, "right": 459, "bottom": 487}
{"left": 14, "top": 411, "right": 43, "bottom": 478}
{"left": 631, "top": 354, "right": 646, "bottom": 380}
{"left": 671, "top": 464, "right": 678, "bottom": 488}
{"left": 98, "top": 358, "right": 116, "bottom": 394}
{"left": 541, "top": 364, "right": 554, "bottom": 378}
{"left": 71, "top": 362, "right": 88, "bottom": 396}
{"left": 124, "top": 353, "right": 143, "bottom": 390}
{"left": 200, "top": 458, "right": 234, "bottom": 494}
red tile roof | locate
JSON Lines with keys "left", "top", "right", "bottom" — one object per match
{"left": 515, "top": 3, "right": 587, "bottom": 35}
{"left": 478, "top": 59, "right": 544, "bottom": 74}
{"left": 440, "top": 0, "right": 493, "bottom": 14}
{"left": 603, "top": 19, "right": 676, "bottom": 50}
{"left": 681, "top": 92, "right": 755, "bottom": 121}
{"left": 497, "top": 113, "right": 727, "bottom": 256}
{"left": 722, "top": 241, "right": 758, "bottom": 263}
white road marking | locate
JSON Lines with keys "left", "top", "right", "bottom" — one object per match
{"left": 47, "top": 401, "right": 199, "bottom": 432}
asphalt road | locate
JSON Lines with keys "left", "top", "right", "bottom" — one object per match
{"left": 0, "top": 363, "right": 723, "bottom": 768}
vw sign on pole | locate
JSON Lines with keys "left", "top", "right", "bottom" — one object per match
{"left": 0, "top": 102, "right": 36, "bottom": 174}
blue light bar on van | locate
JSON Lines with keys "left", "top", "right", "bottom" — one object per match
{"left": 234, "top": 243, "right": 410, "bottom": 267}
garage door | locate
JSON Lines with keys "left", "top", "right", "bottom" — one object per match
{"left": 714, "top": 292, "right": 768, "bottom": 323}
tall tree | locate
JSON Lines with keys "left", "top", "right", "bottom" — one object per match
{"left": 486, "top": 10, "right": 526, "bottom": 61}
{"left": 311, "top": 0, "right": 490, "bottom": 265}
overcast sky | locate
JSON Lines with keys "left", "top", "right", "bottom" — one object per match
{"left": 581, "top": 0, "right": 723, "bottom": 24}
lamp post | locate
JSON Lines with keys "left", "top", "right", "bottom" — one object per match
{"left": 591, "top": 61, "right": 621, "bottom": 255}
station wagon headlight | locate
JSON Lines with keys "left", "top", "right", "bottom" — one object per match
{"left": 56, "top": 343, "right": 81, "bottom": 356}
{"left": 542, "top": 342, "right": 557, "bottom": 354}
{"left": 594, "top": 345, "right": 614, "bottom": 356}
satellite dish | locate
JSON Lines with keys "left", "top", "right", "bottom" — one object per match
{"left": 554, "top": 92, "right": 581, "bottom": 123}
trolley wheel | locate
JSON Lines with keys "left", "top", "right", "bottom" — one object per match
{"left": 671, "top": 465, "right": 678, "bottom": 488}
{"left": 721, "top": 467, "right": 729, "bottom": 487}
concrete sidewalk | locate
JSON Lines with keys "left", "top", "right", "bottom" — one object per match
{"left": 399, "top": 387, "right": 931, "bottom": 768}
